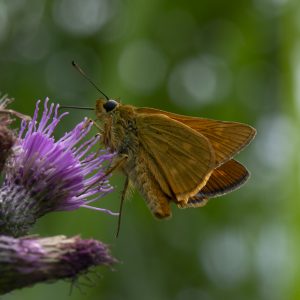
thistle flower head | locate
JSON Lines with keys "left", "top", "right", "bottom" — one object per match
{"left": 0, "top": 98, "right": 116, "bottom": 236}
{"left": 0, "top": 235, "right": 117, "bottom": 295}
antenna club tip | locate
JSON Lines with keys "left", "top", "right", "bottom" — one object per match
{"left": 71, "top": 60, "right": 76, "bottom": 66}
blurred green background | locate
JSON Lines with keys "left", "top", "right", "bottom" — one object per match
{"left": 1, "top": 0, "right": 299, "bottom": 299}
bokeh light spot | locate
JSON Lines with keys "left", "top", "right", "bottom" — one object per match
{"left": 254, "top": 224, "right": 294, "bottom": 299}
{"left": 199, "top": 229, "right": 249, "bottom": 288}
{"left": 118, "top": 40, "right": 167, "bottom": 95}
{"left": 253, "top": 0, "right": 289, "bottom": 17}
{"left": 182, "top": 60, "right": 216, "bottom": 102}
{"left": 53, "top": 0, "right": 113, "bottom": 36}
{"left": 254, "top": 115, "right": 296, "bottom": 170}
{"left": 168, "top": 55, "right": 231, "bottom": 108}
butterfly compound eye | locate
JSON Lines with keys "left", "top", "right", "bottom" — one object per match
{"left": 103, "top": 100, "right": 118, "bottom": 112}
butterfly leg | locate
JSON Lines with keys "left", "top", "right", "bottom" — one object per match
{"left": 91, "top": 118, "right": 104, "bottom": 134}
{"left": 82, "top": 118, "right": 104, "bottom": 134}
{"left": 108, "top": 154, "right": 129, "bottom": 174}
{"left": 116, "top": 176, "right": 129, "bottom": 237}
{"left": 79, "top": 154, "right": 128, "bottom": 195}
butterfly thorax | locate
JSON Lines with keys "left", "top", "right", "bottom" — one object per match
{"left": 101, "top": 105, "right": 139, "bottom": 158}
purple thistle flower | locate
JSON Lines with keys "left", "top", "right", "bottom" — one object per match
{"left": 0, "top": 98, "right": 117, "bottom": 237}
{"left": 0, "top": 234, "right": 117, "bottom": 295}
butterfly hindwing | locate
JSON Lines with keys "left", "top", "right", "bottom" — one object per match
{"left": 178, "top": 159, "right": 249, "bottom": 208}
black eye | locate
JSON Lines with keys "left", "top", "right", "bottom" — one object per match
{"left": 103, "top": 100, "right": 118, "bottom": 112}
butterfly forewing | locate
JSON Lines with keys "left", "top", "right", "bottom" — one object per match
{"left": 179, "top": 119, "right": 256, "bottom": 166}
{"left": 136, "top": 107, "right": 256, "bottom": 166}
{"left": 136, "top": 113, "right": 215, "bottom": 203}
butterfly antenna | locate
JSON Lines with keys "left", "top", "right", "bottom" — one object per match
{"left": 72, "top": 60, "right": 110, "bottom": 101}
{"left": 59, "top": 105, "right": 94, "bottom": 110}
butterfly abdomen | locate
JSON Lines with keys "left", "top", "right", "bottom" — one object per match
{"left": 124, "top": 150, "right": 172, "bottom": 219}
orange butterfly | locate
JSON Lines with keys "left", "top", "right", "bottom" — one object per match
{"left": 95, "top": 99, "right": 256, "bottom": 219}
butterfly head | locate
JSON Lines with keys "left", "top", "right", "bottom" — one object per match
{"left": 96, "top": 98, "right": 119, "bottom": 118}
